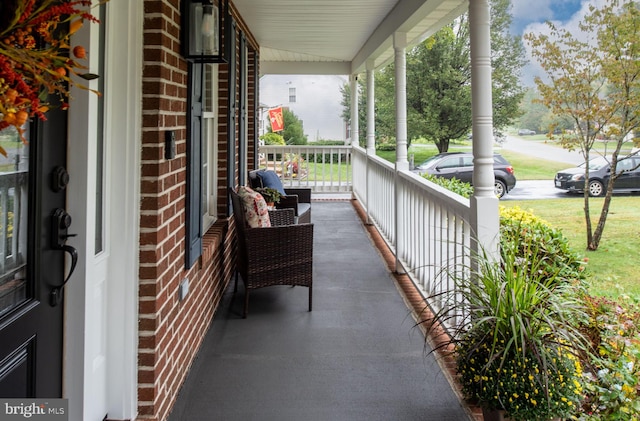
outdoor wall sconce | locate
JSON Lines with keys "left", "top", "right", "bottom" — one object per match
{"left": 182, "top": 0, "right": 229, "bottom": 63}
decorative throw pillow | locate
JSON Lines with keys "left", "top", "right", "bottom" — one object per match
{"left": 237, "top": 186, "right": 271, "bottom": 228}
{"left": 257, "top": 170, "right": 287, "bottom": 196}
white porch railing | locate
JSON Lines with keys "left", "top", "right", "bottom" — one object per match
{"left": 258, "top": 145, "right": 352, "bottom": 193}
{"left": 352, "top": 145, "right": 471, "bottom": 330}
{"left": 258, "top": 144, "right": 472, "bottom": 330}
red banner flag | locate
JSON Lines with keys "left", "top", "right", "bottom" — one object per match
{"left": 268, "top": 107, "right": 284, "bottom": 132}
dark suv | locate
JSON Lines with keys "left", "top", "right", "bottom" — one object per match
{"left": 413, "top": 152, "right": 516, "bottom": 198}
{"left": 554, "top": 155, "right": 640, "bottom": 196}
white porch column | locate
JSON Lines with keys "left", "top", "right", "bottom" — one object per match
{"left": 469, "top": 0, "right": 499, "bottom": 259}
{"left": 394, "top": 32, "right": 408, "bottom": 274}
{"left": 350, "top": 74, "right": 359, "bottom": 146}
{"left": 365, "top": 61, "right": 376, "bottom": 218}
{"left": 366, "top": 60, "right": 376, "bottom": 154}
{"left": 394, "top": 32, "right": 409, "bottom": 171}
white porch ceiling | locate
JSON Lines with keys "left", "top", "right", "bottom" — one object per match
{"left": 232, "top": 0, "right": 468, "bottom": 75}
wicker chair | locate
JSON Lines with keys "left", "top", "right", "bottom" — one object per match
{"left": 229, "top": 187, "right": 314, "bottom": 318}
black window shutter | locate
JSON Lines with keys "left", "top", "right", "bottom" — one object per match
{"left": 227, "top": 17, "right": 237, "bottom": 216}
{"left": 238, "top": 33, "right": 247, "bottom": 182}
{"left": 253, "top": 49, "right": 259, "bottom": 162}
{"left": 186, "top": 62, "right": 203, "bottom": 268}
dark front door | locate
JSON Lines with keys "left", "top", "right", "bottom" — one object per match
{"left": 0, "top": 106, "right": 69, "bottom": 397}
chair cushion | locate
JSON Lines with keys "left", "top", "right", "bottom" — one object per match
{"left": 237, "top": 186, "right": 271, "bottom": 228}
{"left": 294, "top": 203, "right": 311, "bottom": 224}
{"left": 297, "top": 203, "right": 311, "bottom": 219}
{"left": 257, "top": 170, "right": 287, "bottom": 196}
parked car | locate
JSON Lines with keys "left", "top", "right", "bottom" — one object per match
{"left": 518, "top": 129, "right": 536, "bottom": 135}
{"left": 413, "top": 152, "right": 516, "bottom": 198}
{"left": 554, "top": 155, "right": 640, "bottom": 196}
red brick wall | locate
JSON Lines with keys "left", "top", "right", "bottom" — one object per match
{"left": 138, "top": 1, "right": 254, "bottom": 420}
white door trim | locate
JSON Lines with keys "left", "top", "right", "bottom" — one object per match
{"left": 65, "top": 1, "right": 142, "bottom": 420}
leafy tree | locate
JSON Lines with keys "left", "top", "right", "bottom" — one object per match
{"left": 260, "top": 132, "right": 285, "bottom": 145}
{"left": 517, "top": 88, "right": 548, "bottom": 131}
{"left": 488, "top": 0, "right": 527, "bottom": 134}
{"left": 526, "top": 0, "right": 640, "bottom": 251}
{"left": 340, "top": 0, "right": 526, "bottom": 153}
{"left": 518, "top": 88, "right": 574, "bottom": 133}
{"left": 406, "top": 25, "right": 472, "bottom": 152}
{"left": 370, "top": 66, "right": 399, "bottom": 145}
{"left": 340, "top": 73, "right": 398, "bottom": 147}
{"left": 339, "top": 80, "right": 367, "bottom": 146}
{"left": 268, "top": 108, "right": 307, "bottom": 145}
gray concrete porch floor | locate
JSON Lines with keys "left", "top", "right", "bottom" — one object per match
{"left": 167, "top": 200, "right": 472, "bottom": 421}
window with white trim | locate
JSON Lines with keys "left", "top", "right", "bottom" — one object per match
{"left": 202, "top": 63, "right": 218, "bottom": 230}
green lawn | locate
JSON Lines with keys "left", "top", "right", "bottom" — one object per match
{"left": 498, "top": 150, "right": 571, "bottom": 180}
{"left": 380, "top": 143, "right": 471, "bottom": 167}
{"left": 304, "top": 160, "right": 351, "bottom": 181}
{"left": 502, "top": 198, "right": 640, "bottom": 299}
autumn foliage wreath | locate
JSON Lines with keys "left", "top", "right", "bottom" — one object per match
{"left": 0, "top": 0, "right": 104, "bottom": 155}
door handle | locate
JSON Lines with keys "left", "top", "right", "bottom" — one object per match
{"left": 49, "top": 208, "right": 78, "bottom": 307}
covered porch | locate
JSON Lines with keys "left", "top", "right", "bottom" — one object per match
{"left": 170, "top": 0, "right": 497, "bottom": 418}
{"left": 168, "top": 201, "right": 475, "bottom": 420}
{"left": 244, "top": 0, "right": 500, "bottom": 274}
{"left": 166, "top": 0, "right": 497, "bottom": 419}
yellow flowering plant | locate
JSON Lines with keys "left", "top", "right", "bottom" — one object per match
{"left": 457, "top": 336, "right": 585, "bottom": 420}
{"left": 499, "top": 205, "right": 587, "bottom": 284}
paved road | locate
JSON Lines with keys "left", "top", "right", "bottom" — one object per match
{"left": 499, "top": 135, "right": 585, "bottom": 165}
{"left": 499, "top": 136, "right": 583, "bottom": 200}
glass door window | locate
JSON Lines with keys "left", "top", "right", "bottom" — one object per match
{"left": 0, "top": 125, "right": 29, "bottom": 317}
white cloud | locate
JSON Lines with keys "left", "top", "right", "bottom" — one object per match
{"left": 520, "top": 0, "right": 609, "bottom": 86}
{"left": 260, "top": 75, "right": 348, "bottom": 141}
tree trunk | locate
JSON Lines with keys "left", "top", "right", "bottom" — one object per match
{"left": 589, "top": 177, "right": 615, "bottom": 250}
{"left": 583, "top": 187, "right": 593, "bottom": 250}
{"left": 436, "top": 138, "right": 450, "bottom": 153}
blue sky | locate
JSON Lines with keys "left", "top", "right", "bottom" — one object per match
{"left": 511, "top": 0, "right": 583, "bottom": 34}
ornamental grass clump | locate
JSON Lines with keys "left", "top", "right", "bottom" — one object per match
{"left": 454, "top": 243, "right": 589, "bottom": 420}
{"left": 422, "top": 210, "right": 591, "bottom": 420}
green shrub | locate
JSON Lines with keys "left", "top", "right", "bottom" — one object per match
{"left": 420, "top": 174, "right": 474, "bottom": 198}
{"left": 313, "top": 140, "right": 345, "bottom": 146}
{"left": 499, "top": 205, "right": 587, "bottom": 285}
{"left": 376, "top": 143, "right": 396, "bottom": 151}
{"left": 578, "top": 296, "right": 640, "bottom": 420}
{"left": 427, "top": 178, "right": 638, "bottom": 419}
{"left": 260, "top": 132, "right": 285, "bottom": 145}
